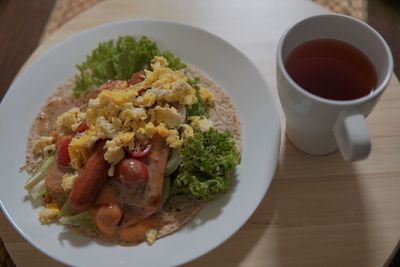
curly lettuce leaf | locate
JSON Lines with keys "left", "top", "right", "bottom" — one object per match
{"left": 173, "top": 128, "right": 240, "bottom": 199}
{"left": 161, "top": 51, "right": 187, "bottom": 70}
{"left": 74, "top": 36, "right": 186, "bottom": 95}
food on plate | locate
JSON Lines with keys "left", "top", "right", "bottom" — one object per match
{"left": 24, "top": 36, "right": 241, "bottom": 245}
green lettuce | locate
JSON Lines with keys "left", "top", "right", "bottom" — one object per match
{"left": 74, "top": 36, "right": 186, "bottom": 95}
{"left": 59, "top": 211, "right": 96, "bottom": 235}
{"left": 173, "top": 128, "right": 240, "bottom": 199}
{"left": 187, "top": 77, "right": 209, "bottom": 117}
{"left": 161, "top": 51, "right": 187, "bottom": 70}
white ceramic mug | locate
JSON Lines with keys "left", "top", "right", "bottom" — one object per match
{"left": 276, "top": 14, "right": 393, "bottom": 161}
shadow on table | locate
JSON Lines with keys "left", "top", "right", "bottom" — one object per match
{"left": 186, "top": 134, "right": 370, "bottom": 266}
{"left": 185, "top": 181, "right": 278, "bottom": 266}
{"left": 185, "top": 144, "right": 281, "bottom": 266}
{"left": 271, "top": 135, "right": 370, "bottom": 266}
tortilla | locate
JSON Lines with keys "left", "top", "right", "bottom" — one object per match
{"left": 25, "top": 65, "right": 241, "bottom": 242}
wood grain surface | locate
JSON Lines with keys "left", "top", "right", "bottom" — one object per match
{"left": 1, "top": 0, "right": 400, "bottom": 266}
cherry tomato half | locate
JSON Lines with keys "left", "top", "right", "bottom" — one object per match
{"left": 115, "top": 158, "right": 149, "bottom": 185}
{"left": 127, "top": 143, "right": 151, "bottom": 159}
{"left": 76, "top": 121, "right": 89, "bottom": 133}
{"left": 57, "top": 135, "right": 72, "bottom": 167}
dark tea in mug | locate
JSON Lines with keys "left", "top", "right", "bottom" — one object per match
{"left": 285, "top": 38, "right": 378, "bottom": 101}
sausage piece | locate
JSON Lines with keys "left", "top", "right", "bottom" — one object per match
{"left": 141, "top": 134, "right": 169, "bottom": 215}
{"left": 92, "top": 184, "right": 123, "bottom": 238}
{"left": 129, "top": 70, "right": 145, "bottom": 85}
{"left": 98, "top": 80, "right": 128, "bottom": 91}
{"left": 93, "top": 203, "right": 123, "bottom": 238}
{"left": 68, "top": 141, "right": 109, "bottom": 212}
{"left": 115, "top": 135, "right": 168, "bottom": 215}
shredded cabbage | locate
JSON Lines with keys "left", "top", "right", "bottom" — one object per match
{"left": 58, "top": 200, "right": 76, "bottom": 218}
{"left": 59, "top": 211, "right": 96, "bottom": 235}
{"left": 24, "top": 156, "right": 54, "bottom": 190}
{"left": 166, "top": 149, "right": 181, "bottom": 176}
{"left": 28, "top": 180, "right": 47, "bottom": 199}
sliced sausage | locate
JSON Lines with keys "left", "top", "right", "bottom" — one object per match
{"left": 141, "top": 134, "right": 169, "bottom": 215}
{"left": 92, "top": 184, "right": 123, "bottom": 238}
{"left": 68, "top": 141, "right": 109, "bottom": 212}
{"left": 93, "top": 203, "right": 123, "bottom": 238}
{"left": 98, "top": 80, "right": 128, "bottom": 91}
{"left": 129, "top": 70, "right": 145, "bottom": 85}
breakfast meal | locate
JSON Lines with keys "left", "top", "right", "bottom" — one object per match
{"left": 24, "top": 36, "right": 241, "bottom": 245}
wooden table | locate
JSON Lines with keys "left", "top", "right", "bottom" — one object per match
{"left": 1, "top": 0, "right": 400, "bottom": 266}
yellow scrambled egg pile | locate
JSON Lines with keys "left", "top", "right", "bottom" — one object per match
{"left": 38, "top": 203, "right": 59, "bottom": 224}
{"left": 51, "top": 56, "right": 214, "bottom": 175}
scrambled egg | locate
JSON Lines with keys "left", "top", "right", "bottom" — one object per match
{"left": 181, "top": 124, "right": 194, "bottom": 142}
{"left": 55, "top": 107, "right": 85, "bottom": 133}
{"left": 146, "top": 229, "right": 158, "bottom": 245}
{"left": 199, "top": 87, "right": 214, "bottom": 104}
{"left": 136, "top": 121, "right": 156, "bottom": 140}
{"left": 56, "top": 56, "right": 214, "bottom": 174}
{"left": 38, "top": 204, "right": 60, "bottom": 224}
{"left": 61, "top": 172, "right": 78, "bottom": 191}
{"left": 189, "top": 116, "right": 213, "bottom": 132}
{"left": 149, "top": 106, "right": 182, "bottom": 128}
{"left": 104, "top": 132, "right": 135, "bottom": 165}
{"left": 42, "top": 144, "right": 56, "bottom": 158}
{"left": 33, "top": 136, "right": 55, "bottom": 155}
{"left": 69, "top": 128, "right": 99, "bottom": 169}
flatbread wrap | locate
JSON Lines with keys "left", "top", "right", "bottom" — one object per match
{"left": 24, "top": 36, "right": 241, "bottom": 245}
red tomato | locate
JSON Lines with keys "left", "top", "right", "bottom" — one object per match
{"left": 76, "top": 121, "right": 89, "bottom": 133}
{"left": 129, "top": 71, "right": 145, "bottom": 85}
{"left": 127, "top": 143, "right": 151, "bottom": 159}
{"left": 115, "top": 158, "right": 149, "bottom": 185}
{"left": 57, "top": 136, "right": 72, "bottom": 167}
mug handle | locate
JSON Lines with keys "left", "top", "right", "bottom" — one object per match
{"left": 333, "top": 111, "right": 371, "bottom": 161}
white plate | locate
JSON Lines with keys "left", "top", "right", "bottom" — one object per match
{"left": 0, "top": 20, "right": 280, "bottom": 267}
